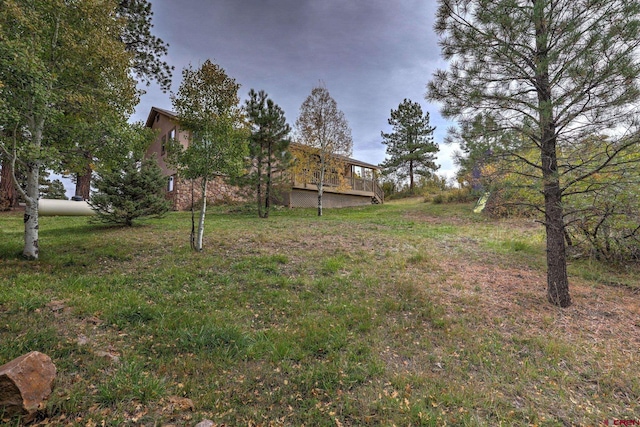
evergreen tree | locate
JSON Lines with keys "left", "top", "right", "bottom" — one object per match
{"left": 427, "top": 0, "right": 640, "bottom": 307}
{"left": 117, "top": 0, "right": 173, "bottom": 92}
{"left": 89, "top": 156, "right": 170, "bottom": 227}
{"left": 39, "top": 171, "right": 68, "bottom": 200}
{"left": 243, "top": 89, "right": 291, "bottom": 218}
{"left": 380, "top": 99, "right": 439, "bottom": 193}
{"left": 65, "top": 0, "right": 171, "bottom": 201}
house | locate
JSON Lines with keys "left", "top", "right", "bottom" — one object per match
{"left": 145, "top": 107, "right": 245, "bottom": 211}
{"left": 145, "top": 106, "right": 383, "bottom": 210}
{"left": 286, "top": 143, "right": 383, "bottom": 208}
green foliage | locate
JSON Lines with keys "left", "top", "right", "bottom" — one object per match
{"left": 169, "top": 60, "right": 248, "bottom": 250}
{"left": 89, "top": 156, "right": 170, "bottom": 227}
{"left": 169, "top": 60, "right": 248, "bottom": 183}
{"left": 242, "top": 89, "right": 292, "bottom": 218}
{"left": 0, "top": 0, "right": 139, "bottom": 258}
{"left": 39, "top": 171, "right": 68, "bottom": 200}
{"left": 116, "top": 0, "right": 173, "bottom": 92}
{"left": 385, "top": 174, "right": 449, "bottom": 200}
{"left": 427, "top": 188, "right": 475, "bottom": 205}
{"left": 563, "top": 140, "right": 640, "bottom": 261}
{"left": 380, "top": 99, "right": 439, "bottom": 192}
{"left": 428, "top": 0, "right": 640, "bottom": 306}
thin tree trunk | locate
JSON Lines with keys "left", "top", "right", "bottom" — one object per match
{"left": 196, "top": 178, "right": 207, "bottom": 251}
{"left": 543, "top": 159, "right": 571, "bottom": 307}
{"left": 17, "top": 118, "right": 45, "bottom": 260}
{"left": 409, "top": 159, "right": 414, "bottom": 193}
{"left": 8, "top": 119, "right": 43, "bottom": 259}
{"left": 317, "top": 159, "right": 325, "bottom": 217}
{"left": 264, "top": 143, "right": 272, "bottom": 219}
{"left": 256, "top": 157, "right": 264, "bottom": 218}
{"left": 535, "top": 0, "right": 571, "bottom": 307}
{"left": 23, "top": 160, "right": 40, "bottom": 259}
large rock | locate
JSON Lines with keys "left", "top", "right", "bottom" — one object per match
{"left": 0, "top": 351, "right": 56, "bottom": 421}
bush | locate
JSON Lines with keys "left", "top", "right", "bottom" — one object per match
{"left": 89, "top": 156, "right": 170, "bottom": 226}
{"left": 565, "top": 190, "right": 640, "bottom": 262}
{"left": 425, "top": 187, "right": 476, "bottom": 204}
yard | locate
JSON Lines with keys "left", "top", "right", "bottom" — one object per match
{"left": 0, "top": 198, "right": 638, "bottom": 426}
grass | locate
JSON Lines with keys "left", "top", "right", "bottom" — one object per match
{"left": 0, "top": 199, "right": 639, "bottom": 426}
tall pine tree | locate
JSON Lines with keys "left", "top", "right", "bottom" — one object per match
{"left": 244, "top": 89, "right": 291, "bottom": 218}
{"left": 427, "top": 0, "right": 640, "bottom": 307}
{"left": 380, "top": 99, "right": 439, "bottom": 193}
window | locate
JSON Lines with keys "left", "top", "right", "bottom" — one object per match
{"left": 161, "top": 135, "right": 167, "bottom": 155}
{"left": 169, "top": 127, "right": 176, "bottom": 140}
{"left": 167, "top": 175, "right": 174, "bottom": 192}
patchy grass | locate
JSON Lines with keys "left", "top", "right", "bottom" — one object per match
{"left": 0, "top": 199, "right": 638, "bottom": 426}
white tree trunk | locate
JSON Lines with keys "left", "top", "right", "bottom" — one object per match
{"left": 23, "top": 163, "right": 40, "bottom": 259}
{"left": 317, "top": 156, "right": 325, "bottom": 217}
{"left": 196, "top": 178, "right": 207, "bottom": 251}
{"left": 14, "top": 118, "right": 45, "bottom": 260}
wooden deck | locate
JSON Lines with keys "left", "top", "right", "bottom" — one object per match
{"left": 292, "top": 172, "right": 384, "bottom": 205}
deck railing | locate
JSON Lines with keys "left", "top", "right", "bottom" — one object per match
{"left": 294, "top": 172, "right": 384, "bottom": 203}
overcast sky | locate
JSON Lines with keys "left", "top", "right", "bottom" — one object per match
{"left": 131, "top": 0, "right": 458, "bottom": 180}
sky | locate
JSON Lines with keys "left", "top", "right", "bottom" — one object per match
{"left": 131, "top": 0, "right": 459, "bottom": 181}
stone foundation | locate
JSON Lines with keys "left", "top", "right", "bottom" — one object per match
{"left": 167, "top": 175, "right": 246, "bottom": 211}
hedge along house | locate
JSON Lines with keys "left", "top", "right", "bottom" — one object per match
{"left": 145, "top": 106, "right": 383, "bottom": 210}
{"left": 145, "top": 107, "right": 245, "bottom": 211}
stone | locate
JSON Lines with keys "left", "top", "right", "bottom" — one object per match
{"left": 0, "top": 351, "right": 56, "bottom": 421}
{"left": 194, "top": 420, "right": 215, "bottom": 427}
{"left": 166, "top": 395, "right": 195, "bottom": 412}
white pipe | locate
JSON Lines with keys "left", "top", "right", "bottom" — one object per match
{"left": 39, "top": 199, "right": 95, "bottom": 216}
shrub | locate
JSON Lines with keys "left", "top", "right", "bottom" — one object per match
{"left": 89, "top": 156, "right": 170, "bottom": 226}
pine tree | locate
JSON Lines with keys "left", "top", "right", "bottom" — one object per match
{"left": 39, "top": 171, "right": 68, "bottom": 200}
{"left": 427, "top": 0, "right": 640, "bottom": 307}
{"left": 244, "top": 89, "right": 291, "bottom": 218}
{"left": 89, "top": 156, "right": 170, "bottom": 227}
{"left": 380, "top": 99, "right": 439, "bottom": 193}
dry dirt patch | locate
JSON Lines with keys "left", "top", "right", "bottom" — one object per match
{"left": 438, "top": 259, "right": 640, "bottom": 347}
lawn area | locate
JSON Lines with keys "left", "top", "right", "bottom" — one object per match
{"left": 0, "top": 198, "right": 638, "bottom": 426}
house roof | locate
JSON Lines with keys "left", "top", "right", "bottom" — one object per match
{"left": 290, "top": 143, "right": 380, "bottom": 170}
{"left": 145, "top": 106, "right": 177, "bottom": 128}
{"left": 336, "top": 153, "right": 380, "bottom": 170}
